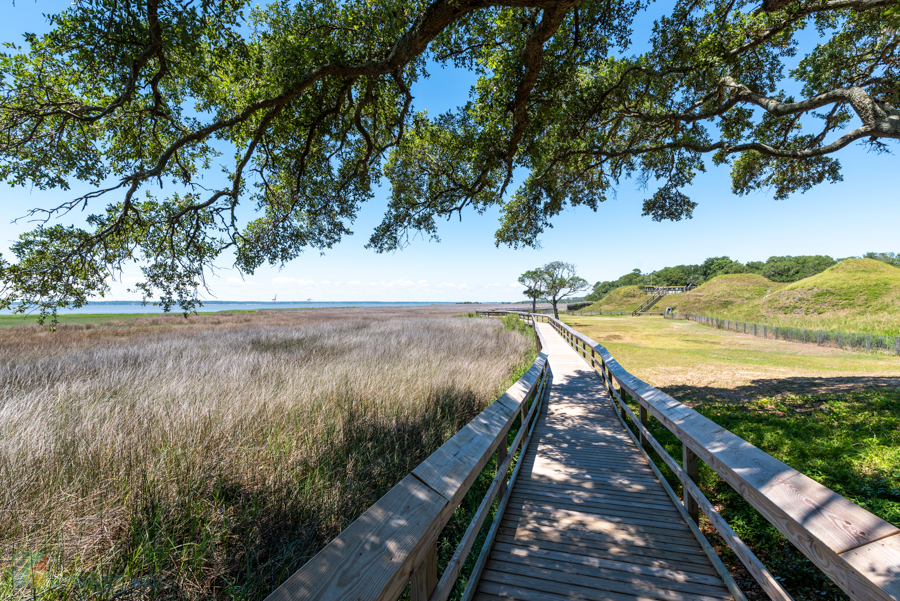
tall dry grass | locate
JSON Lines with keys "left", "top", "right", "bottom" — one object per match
{"left": 0, "top": 309, "right": 533, "bottom": 600}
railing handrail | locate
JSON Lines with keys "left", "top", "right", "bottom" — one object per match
{"left": 514, "top": 310, "right": 900, "bottom": 601}
{"left": 265, "top": 316, "right": 551, "bottom": 601}
{"left": 641, "top": 285, "right": 691, "bottom": 294}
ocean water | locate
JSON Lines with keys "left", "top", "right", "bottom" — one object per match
{"left": 2, "top": 301, "right": 467, "bottom": 315}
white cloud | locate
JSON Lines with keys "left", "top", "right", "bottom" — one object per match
{"left": 347, "top": 280, "right": 361, "bottom": 285}
{"left": 417, "top": 280, "right": 429, "bottom": 286}
{"left": 510, "top": 282, "right": 524, "bottom": 287}
{"left": 272, "top": 276, "right": 316, "bottom": 286}
{"left": 438, "top": 282, "right": 457, "bottom": 288}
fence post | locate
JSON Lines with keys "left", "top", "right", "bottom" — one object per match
{"left": 866, "top": 335, "right": 870, "bottom": 353}
{"left": 764, "top": 324, "right": 767, "bottom": 338}
{"left": 640, "top": 406, "right": 649, "bottom": 451}
{"left": 410, "top": 542, "right": 438, "bottom": 601}
{"left": 496, "top": 440, "right": 508, "bottom": 499}
{"left": 683, "top": 445, "right": 700, "bottom": 525}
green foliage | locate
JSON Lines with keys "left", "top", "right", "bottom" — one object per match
{"left": 1, "top": 0, "right": 899, "bottom": 316}
{"left": 517, "top": 268, "right": 546, "bottom": 310}
{"left": 759, "top": 255, "right": 837, "bottom": 283}
{"left": 521, "top": 261, "right": 589, "bottom": 318}
{"left": 864, "top": 252, "right": 900, "bottom": 268}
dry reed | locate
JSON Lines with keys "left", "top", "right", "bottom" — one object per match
{"left": 0, "top": 308, "right": 533, "bottom": 600}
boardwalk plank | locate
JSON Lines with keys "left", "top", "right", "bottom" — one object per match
{"left": 494, "top": 533, "right": 718, "bottom": 574}
{"left": 487, "top": 555, "right": 732, "bottom": 598}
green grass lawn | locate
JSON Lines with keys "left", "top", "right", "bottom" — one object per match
{"left": 561, "top": 314, "right": 900, "bottom": 600}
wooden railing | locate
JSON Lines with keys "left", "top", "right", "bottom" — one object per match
{"left": 641, "top": 285, "right": 693, "bottom": 294}
{"left": 509, "top": 310, "right": 899, "bottom": 601}
{"left": 264, "top": 316, "right": 551, "bottom": 601}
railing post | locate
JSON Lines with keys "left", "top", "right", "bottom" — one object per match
{"left": 683, "top": 445, "right": 700, "bottom": 525}
{"left": 410, "top": 542, "right": 437, "bottom": 601}
{"left": 639, "top": 406, "right": 649, "bottom": 451}
{"left": 496, "top": 441, "right": 508, "bottom": 500}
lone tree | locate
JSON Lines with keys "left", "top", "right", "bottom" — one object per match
{"left": 538, "top": 261, "right": 589, "bottom": 319}
{"left": 1, "top": 0, "right": 898, "bottom": 317}
{"left": 518, "top": 268, "right": 547, "bottom": 313}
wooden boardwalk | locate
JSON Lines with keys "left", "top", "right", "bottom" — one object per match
{"left": 473, "top": 322, "right": 735, "bottom": 601}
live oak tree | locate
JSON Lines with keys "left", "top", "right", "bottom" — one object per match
{"left": 2, "top": 0, "right": 898, "bottom": 317}
{"left": 537, "top": 261, "right": 589, "bottom": 318}
{"left": 518, "top": 268, "right": 547, "bottom": 312}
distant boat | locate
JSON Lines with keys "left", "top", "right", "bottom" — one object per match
{"left": 272, "top": 294, "right": 277, "bottom": 303}
{"left": 307, "top": 298, "right": 313, "bottom": 303}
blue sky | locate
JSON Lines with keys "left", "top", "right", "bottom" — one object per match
{"left": 1, "top": 2, "right": 897, "bottom": 303}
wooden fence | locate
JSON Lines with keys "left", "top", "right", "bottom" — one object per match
{"left": 668, "top": 311, "right": 900, "bottom": 355}
{"left": 264, "top": 317, "right": 552, "bottom": 601}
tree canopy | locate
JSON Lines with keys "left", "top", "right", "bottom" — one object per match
{"left": 535, "top": 261, "right": 589, "bottom": 318}
{"left": 517, "top": 268, "right": 547, "bottom": 312}
{"left": 2, "top": 0, "right": 898, "bottom": 316}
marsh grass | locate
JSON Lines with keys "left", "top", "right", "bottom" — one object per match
{"left": 0, "top": 309, "right": 534, "bottom": 600}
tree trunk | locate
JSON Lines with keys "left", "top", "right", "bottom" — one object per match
{"left": 552, "top": 299, "right": 559, "bottom": 319}
{"left": 532, "top": 297, "right": 536, "bottom": 313}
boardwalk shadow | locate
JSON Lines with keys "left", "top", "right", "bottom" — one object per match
{"left": 661, "top": 375, "right": 900, "bottom": 403}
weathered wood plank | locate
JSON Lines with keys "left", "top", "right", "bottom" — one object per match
{"left": 838, "top": 533, "right": 900, "bottom": 599}
{"left": 481, "top": 566, "right": 732, "bottom": 601}
{"left": 499, "top": 523, "right": 709, "bottom": 556}
{"left": 510, "top": 486, "right": 680, "bottom": 513}
{"left": 491, "top": 542, "right": 729, "bottom": 589}
{"left": 487, "top": 554, "right": 732, "bottom": 598}
{"left": 507, "top": 499, "right": 693, "bottom": 531}
{"left": 494, "top": 532, "right": 719, "bottom": 574}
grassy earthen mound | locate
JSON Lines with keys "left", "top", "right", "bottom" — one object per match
{"left": 585, "top": 285, "right": 646, "bottom": 312}
{"left": 669, "top": 259, "right": 900, "bottom": 335}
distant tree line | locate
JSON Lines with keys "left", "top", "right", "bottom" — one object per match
{"left": 585, "top": 253, "right": 899, "bottom": 302}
